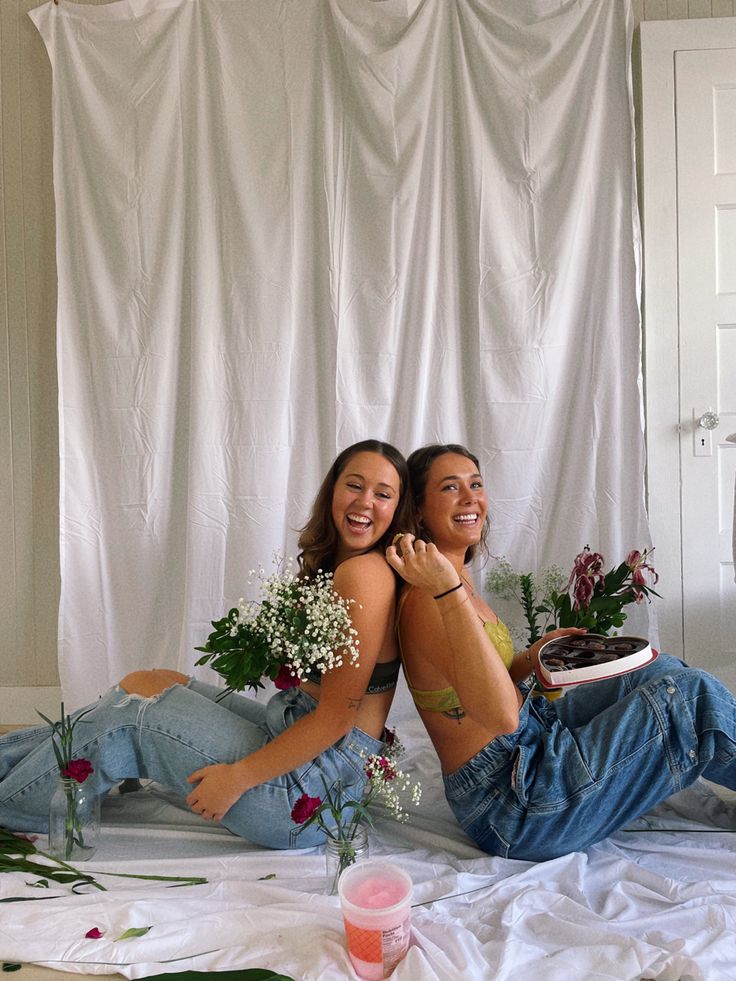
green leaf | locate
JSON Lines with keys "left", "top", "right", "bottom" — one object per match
{"left": 0, "top": 895, "right": 63, "bottom": 903}
{"left": 137, "top": 971, "right": 295, "bottom": 981}
{"left": 257, "top": 873, "right": 276, "bottom": 880}
{"left": 115, "top": 926, "right": 153, "bottom": 941}
{"left": 1, "top": 965, "right": 22, "bottom": 973}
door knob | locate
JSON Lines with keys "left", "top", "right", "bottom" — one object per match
{"left": 698, "top": 410, "right": 719, "bottom": 430}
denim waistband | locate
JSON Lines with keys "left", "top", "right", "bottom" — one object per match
{"left": 442, "top": 693, "right": 536, "bottom": 797}
{"left": 339, "top": 725, "right": 387, "bottom": 760}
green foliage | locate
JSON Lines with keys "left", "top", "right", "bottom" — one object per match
{"left": 195, "top": 608, "right": 273, "bottom": 692}
{"left": 195, "top": 559, "right": 359, "bottom": 695}
{"left": 0, "top": 826, "right": 206, "bottom": 899}
{"left": 487, "top": 548, "right": 661, "bottom": 640}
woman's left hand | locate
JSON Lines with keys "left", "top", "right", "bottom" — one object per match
{"left": 186, "top": 762, "right": 246, "bottom": 822}
{"left": 386, "top": 534, "right": 460, "bottom": 595}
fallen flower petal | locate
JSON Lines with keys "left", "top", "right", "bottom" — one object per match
{"left": 85, "top": 927, "right": 104, "bottom": 939}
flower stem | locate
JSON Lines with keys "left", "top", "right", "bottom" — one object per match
{"left": 33, "top": 847, "right": 106, "bottom": 891}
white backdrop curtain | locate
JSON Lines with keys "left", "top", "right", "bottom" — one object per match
{"left": 31, "top": 0, "right": 651, "bottom": 709}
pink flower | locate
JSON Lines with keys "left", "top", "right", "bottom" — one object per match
{"left": 61, "top": 758, "right": 94, "bottom": 783}
{"left": 274, "top": 663, "right": 301, "bottom": 690}
{"left": 291, "top": 793, "right": 322, "bottom": 824}
{"left": 626, "top": 548, "right": 659, "bottom": 587}
{"left": 572, "top": 575, "right": 596, "bottom": 611}
{"left": 85, "top": 927, "right": 104, "bottom": 939}
{"left": 565, "top": 547, "right": 606, "bottom": 612}
{"left": 566, "top": 547, "right": 604, "bottom": 590}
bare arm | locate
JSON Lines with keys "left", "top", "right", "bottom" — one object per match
{"left": 387, "top": 538, "right": 522, "bottom": 734}
{"left": 387, "top": 536, "right": 584, "bottom": 733}
{"left": 186, "top": 552, "right": 396, "bottom": 821}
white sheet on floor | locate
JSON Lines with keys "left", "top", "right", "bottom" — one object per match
{"left": 28, "top": 0, "right": 652, "bottom": 708}
{"left": 1, "top": 717, "right": 735, "bottom": 981}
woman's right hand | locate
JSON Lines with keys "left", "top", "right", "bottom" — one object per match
{"left": 386, "top": 534, "right": 460, "bottom": 596}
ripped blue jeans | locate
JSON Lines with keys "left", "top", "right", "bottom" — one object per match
{"left": 444, "top": 654, "right": 736, "bottom": 861}
{"left": 0, "top": 680, "right": 385, "bottom": 849}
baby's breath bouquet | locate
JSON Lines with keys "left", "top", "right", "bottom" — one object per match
{"left": 195, "top": 556, "right": 360, "bottom": 694}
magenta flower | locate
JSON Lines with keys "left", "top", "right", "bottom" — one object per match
{"left": 567, "top": 547, "right": 604, "bottom": 585}
{"left": 291, "top": 793, "right": 322, "bottom": 824}
{"left": 626, "top": 548, "right": 659, "bottom": 591}
{"left": 61, "top": 758, "right": 94, "bottom": 784}
{"left": 85, "top": 927, "right": 104, "bottom": 939}
{"left": 572, "top": 575, "right": 595, "bottom": 611}
{"left": 273, "top": 662, "right": 300, "bottom": 690}
{"left": 364, "top": 756, "right": 397, "bottom": 782}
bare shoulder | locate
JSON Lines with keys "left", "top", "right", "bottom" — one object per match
{"left": 334, "top": 551, "right": 396, "bottom": 600}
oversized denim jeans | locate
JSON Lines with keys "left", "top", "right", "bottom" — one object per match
{"left": 444, "top": 654, "right": 736, "bottom": 861}
{"left": 0, "top": 680, "right": 386, "bottom": 849}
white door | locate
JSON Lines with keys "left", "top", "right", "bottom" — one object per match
{"left": 676, "top": 49, "right": 736, "bottom": 687}
{"left": 641, "top": 20, "right": 736, "bottom": 692}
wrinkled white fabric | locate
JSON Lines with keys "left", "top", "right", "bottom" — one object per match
{"left": 1, "top": 716, "right": 734, "bottom": 979}
{"left": 29, "top": 0, "right": 650, "bottom": 706}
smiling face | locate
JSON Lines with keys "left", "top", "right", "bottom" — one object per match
{"left": 418, "top": 452, "right": 488, "bottom": 561}
{"left": 331, "top": 451, "right": 401, "bottom": 562}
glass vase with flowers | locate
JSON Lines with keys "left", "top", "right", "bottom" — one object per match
{"left": 290, "top": 730, "right": 422, "bottom": 894}
{"left": 37, "top": 703, "right": 99, "bottom": 861}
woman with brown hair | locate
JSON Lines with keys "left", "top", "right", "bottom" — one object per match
{"left": 1, "top": 440, "right": 414, "bottom": 848}
{"left": 388, "top": 442, "right": 736, "bottom": 861}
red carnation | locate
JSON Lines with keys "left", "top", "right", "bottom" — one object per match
{"left": 290, "top": 792, "right": 322, "bottom": 824}
{"left": 61, "top": 758, "right": 94, "bottom": 784}
{"left": 274, "top": 662, "right": 301, "bottom": 690}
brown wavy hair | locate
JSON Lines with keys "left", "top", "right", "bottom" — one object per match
{"left": 297, "top": 439, "right": 416, "bottom": 578}
{"left": 407, "top": 443, "right": 489, "bottom": 564}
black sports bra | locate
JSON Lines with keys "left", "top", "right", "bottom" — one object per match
{"left": 306, "top": 657, "right": 401, "bottom": 695}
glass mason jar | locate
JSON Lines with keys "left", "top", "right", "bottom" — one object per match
{"left": 48, "top": 776, "right": 101, "bottom": 862}
{"left": 325, "top": 825, "right": 369, "bottom": 895}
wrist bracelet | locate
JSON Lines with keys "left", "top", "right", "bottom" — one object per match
{"left": 433, "top": 582, "right": 463, "bottom": 600}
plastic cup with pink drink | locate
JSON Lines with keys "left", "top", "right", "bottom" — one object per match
{"left": 338, "top": 860, "right": 413, "bottom": 979}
